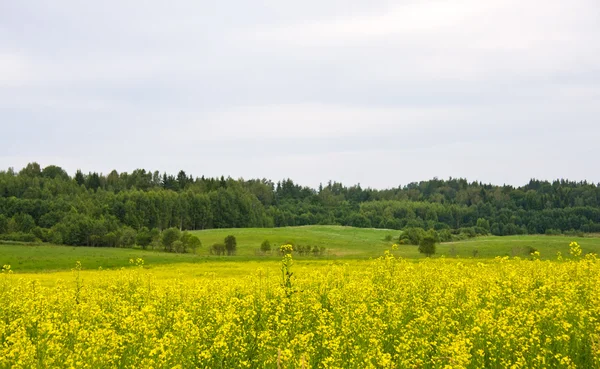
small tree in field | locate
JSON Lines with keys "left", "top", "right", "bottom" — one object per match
{"left": 224, "top": 235, "right": 237, "bottom": 256}
{"left": 211, "top": 243, "right": 225, "bottom": 256}
{"left": 186, "top": 235, "right": 201, "bottom": 253}
{"left": 161, "top": 227, "right": 181, "bottom": 252}
{"left": 260, "top": 239, "right": 271, "bottom": 253}
{"left": 181, "top": 232, "right": 201, "bottom": 254}
{"left": 418, "top": 235, "right": 436, "bottom": 257}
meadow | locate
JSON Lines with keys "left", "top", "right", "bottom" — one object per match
{"left": 3, "top": 226, "right": 600, "bottom": 273}
{"left": 1, "top": 243, "right": 600, "bottom": 368}
{"left": 2, "top": 228, "right": 600, "bottom": 368}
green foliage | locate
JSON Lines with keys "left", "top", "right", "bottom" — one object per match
{"left": 181, "top": 232, "right": 201, "bottom": 253}
{"left": 400, "top": 227, "right": 427, "bottom": 245}
{"left": 121, "top": 227, "right": 137, "bottom": 248}
{"left": 12, "top": 213, "right": 36, "bottom": 233}
{"left": 135, "top": 227, "right": 153, "bottom": 249}
{"left": 418, "top": 235, "right": 437, "bottom": 257}
{"left": 172, "top": 240, "right": 185, "bottom": 253}
{"left": 260, "top": 239, "right": 271, "bottom": 253}
{"left": 224, "top": 235, "right": 237, "bottom": 256}
{"left": 0, "top": 232, "right": 40, "bottom": 243}
{"left": 210, "top": 243, "right": 226, "bottom": 256}
{"left": 2, "top": 162, "right": 600, "bottom": 253}
{"left": 0, "top": 215, "right": 8, "bottom": 234}
{"left": 476, "top": 218, "right": 490, "bottom": 231}
{"left": 161, "top": 228, "right": 182, "bottom": 252}
{"left": 438, "top": 229, "right": 453, "bottom": 242}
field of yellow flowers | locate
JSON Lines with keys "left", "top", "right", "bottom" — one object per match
{"left": 1, "top": 242, "right": 599, "bottom": 368}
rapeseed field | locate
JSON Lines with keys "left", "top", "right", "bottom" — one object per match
{"left": 1, "top": 242, "right": 599, "bottom": 368}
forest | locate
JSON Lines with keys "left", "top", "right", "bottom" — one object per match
{"left": 1, "top": 162, "right": 600, "bottom": 248}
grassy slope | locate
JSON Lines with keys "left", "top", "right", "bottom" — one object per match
{"left": 190, "top": 225, "right": 396, "bottom": 257}
{"left": 192, "top": 226, "right": 600, "bottom": 259}
{"left": 0, "top": 244, "right": 202, "bottom": 272}
{"left": 2, "top": 225, "right": 600, "bottom": 273}
{"left": 437, "top": 235, "right": 600, "bottom": 258}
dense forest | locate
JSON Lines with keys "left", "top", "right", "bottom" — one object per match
{"left": 1, "top": 162, "right": 600, "bottom": 248}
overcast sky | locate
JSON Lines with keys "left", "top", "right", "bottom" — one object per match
{"left": 1, "top": 0, "right": 599, "bottom": 188}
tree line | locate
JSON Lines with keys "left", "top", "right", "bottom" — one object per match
{"left": 1, "top": 162, "right": 600, "bottom": 248}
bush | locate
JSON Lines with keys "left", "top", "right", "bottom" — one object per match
{"left": 418, "top": 236, "right": 436, "bottom": 257}
{"left": 438, "top": 229, "right": 453, "bottom": 243}
{"left": 426, "top": 229, "right": 440, "bottom": 243}
{"left": 476, "top": 218, "right": 490, "bottom": 232}
{"left": 473, "top": 227, "right": 489, "bottom": 236}
{"left": 312, "top": 245, "right": 326, "bottom": 256}
{"left": 526, "top": 246, "right": 538, "bottom": 255}
{"left": 224, "top": 235, "right": 237, "bottom": 256}
{"left": 11, "top": 213, "right": 36, "bottom": 233}
{"left": 545, "top": 228, "right": 562, "bottom": 236}
{"left": 564, "top": 229, "right": 585, "bottom": 237}
{"left": 457, "top": 227, "right": 477, "bottom": 238}
{"left": 260, "top": 240, "right": 271, "bottom": 253}
{"left": 296, "top": 244, "right": 307, "bottom": 255}
{"left": 32, "top": 227, "right": 52, "bottom": 242}
{"left": 172, "top": 240, "right": 185, "bottom": 253}
{"left": 211, "top": 243, "right": 226, "bottom": 256}
{"left": 161, "top": 228, "right": 182, "bottom": 252}
{"left": 400, "top": 227, "right": 426, "bottom": 245}
{"left": 384, "top": 234, "right": 393, "bottom": 242}
{"left": 0, "top": 232, "right": 40, "bottom": 243}
{"left": 103, "top": 232, "right": 118, "bottom": 247}
{"left": 136, "top": 227, "right": 153, "bottom": 249}
{"left": 121, "top": 227, "right": 137, "bottom": 248}
{"left": 0, "top": 214, "right": 8, "bottom": 234}
{"left": 181, "top": 232, "right": 201, "bottom": 253}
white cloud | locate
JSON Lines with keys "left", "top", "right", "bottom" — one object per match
{"left": 189, "top": 104, "right": 470, "bottom": 140}
{"left": 1, "top": 0, "right": 599, "bottom": 186}
{"left": 0, "top": 53, "right": 31, "bottom": 87}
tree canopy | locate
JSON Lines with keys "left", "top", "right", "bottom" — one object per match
{"left": 1, "top": 163, "right": 600, "bottom": 248}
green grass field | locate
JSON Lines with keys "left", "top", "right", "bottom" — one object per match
{"left": 2, "top": 225, "right": 600, "bottom": 273}
{"left": 190, "top": 225, "right": 396, "bottom": 257}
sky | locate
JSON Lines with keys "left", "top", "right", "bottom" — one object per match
{"left": 1, "top": 0, "right": 599, "bottom": 189}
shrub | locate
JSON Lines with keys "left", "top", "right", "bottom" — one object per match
{"left": 312, "top": 245, "right": 326, "bottom": 256}
{"left": 136, "top": 227, "right": 153, "bottom": 249}
{"left": 0, "top": 232, "right": 40, "bottom": 243}
{"left": 181, "top": 233, "right": 201, "bottom": 253}
{"left": 211, "top": 243, "right": 226, "bottom": 256}
{"left": 418, "top": 236, "right": 436, "bottom": 257}
{"left": 473, "top": 226, "right": 489, "bottom": 236}
{"left": 224, "top": 235, "right": 237, "bottom": 256}
{"left": 32, "top": 227, "right": 52, "bottom": 242}
{"left": 161, "top": 228, "right": 182, "bottom": 252}
{"left": 171, "top": 240, "right": 185, "bottom": 253}
{"left": 121, "top": 227, "right": 137, "bottom": 248}
{"left": 476, "top": 218, "right": 490, "bottom": 232}
{"left": 438, "top": 229, "right": 453, "bottom": 242}
{"left": 400, "top": 227, "right": 426, "bottom": 245}
{"left": 260, "top": 240, "right": 272, "bottom": 253}
{"left": 526, "top": 246, "right": 538, "bottom": 255}
{"left": 458, "top": 227, "right": 477, "bottom": 238}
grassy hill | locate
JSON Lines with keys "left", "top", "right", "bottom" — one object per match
{"left": 194, "top": 226, "right": 600, "bottom": 259}
{"left": 2, "top": 225, "right": 600, "bottom": 273}
{"left": 190, "top": 225, "right": 396, "bottom": 257}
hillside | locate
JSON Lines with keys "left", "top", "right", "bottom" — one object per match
{"left": 3, "top": 226, "right": 600, "bottom": 273}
